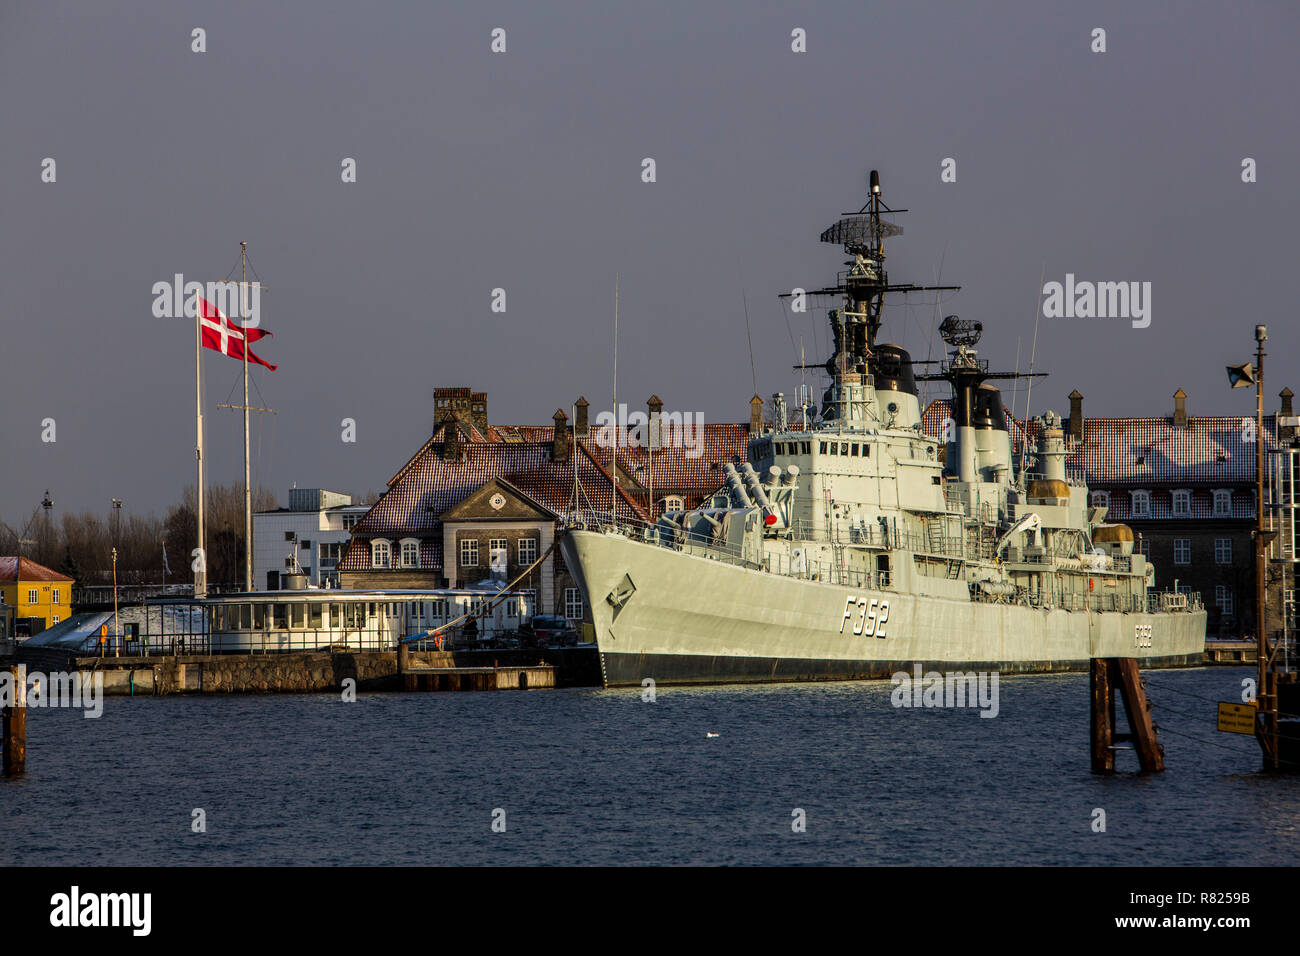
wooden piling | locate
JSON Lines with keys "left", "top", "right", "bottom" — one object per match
{"left": 1090, "top": 658, "right": 1115, "bottom": 774}
{"left": 2, "top": 665, "right": 26, "bottom": 776}
{"left": 1090, "top": 657, "right": 1164, "bottom": 774}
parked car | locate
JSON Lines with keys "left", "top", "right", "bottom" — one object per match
{"left": 530, "top": 614, "right": 580, "bottom": 647}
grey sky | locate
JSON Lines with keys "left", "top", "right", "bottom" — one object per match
{"left": 2, "top": 0, "right": 1297, "bottom": 525}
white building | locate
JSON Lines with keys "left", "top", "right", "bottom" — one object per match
{"left": 253, "top": 488, "right": 370, "bottom": 590}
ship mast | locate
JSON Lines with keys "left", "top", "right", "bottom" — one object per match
{"left": 788, "top": 170, "right": 959, "bottom": 425}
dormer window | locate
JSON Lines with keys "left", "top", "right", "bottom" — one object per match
{"left": 371, "top": 538, "right": 392, "bottom": 569}
{"left": 1090, "top": 490, "right": 1110, "bottom": 509}
{"left": 399, "top": 538, "right": 420, "bottom": 569}
{"left": 1131, "top": 490, "right": 1151, "bottom": 517}
{"left": 1172, "top": 489, "right": 1191, "bottom": 516}
{"left": 1213, "top": 489, "right": 1232, "bottom": 517}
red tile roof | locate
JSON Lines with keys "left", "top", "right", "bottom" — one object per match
{"left": 0, "top": 556, "right": 74, "bottom": 583}
{"left": 341, "top": 436, "right": 648, "bottom": 573}
{"left": 921, "top": 399, "right": 1278, "bottom": 489}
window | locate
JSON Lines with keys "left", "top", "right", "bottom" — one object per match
{"left": 460, "top": 538, "right": 479, "bottom": 567}
{"left": 343, "top": 514, "right": 359, "bottom": 531}
{"left": 660, "top": 496, "right": 684, "bottom": 515}
{"left": 1215, "top": 586, "right": 1234, "bottom": 616}
{"left": 851, "top": 444, "right": 860, "bottom": 457}
{"left": 1131, "top": 490, "right": 1151, "bottom": 517}
{"left": 1090, "top": 490, "right": 1110, "bottom": 509}
{"left": 1172, "top": 489, "right": 1191, "bottom": 516}
{"left": 830, "top": 443, "right": 838, "bottom": 456}
{"left": 841, "top": 443, "right": 849, "bottom": 456}
{"left": 1173, "top": 539, "right": 1190, "bottom": 565}
{"left": 27, "top": 589, "right": 38, "bottom": 604}
{"left": 489, "top": 538, "right": 508, "bottom": 575}
{"left": 518, "top": 537, "right": 539, "bottom": 564}
{"left": 1215, "top": 538, "right": 1232, "bottom": 564}
{"left": 51, "top": 615, "right": 59, "bottom": 625}
{"left": 51, "top": 588, "right": 60, "bottom": 604}
{"left": 1213, "top": 489, "right": 1232, "bottom": 516}
{"left": 301, "top": 539, "right": 312, "bottom": 551}
{"left": 819, "top": 442, "right": 827, "bottom": 454}
{"left": 370, "top": 539, "right": 391, "bottom": 569}
{"left": 319, "top": 542, "right": 343, "bottom": 567}
{"left": 564, "top": 587, "right": 584, "bottom": 622}
{"left": 400, "top": 539, "right": 420, "bottom": 569}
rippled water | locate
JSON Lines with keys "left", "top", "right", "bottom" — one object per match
{"left": 1, "top": 666, "right": 1295, "bottom": 865}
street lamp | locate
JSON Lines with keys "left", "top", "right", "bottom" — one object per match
{"left": 1228, "top": 323, "right": 1275, "bottom": 769}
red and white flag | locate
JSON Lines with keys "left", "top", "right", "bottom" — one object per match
{"left": 197, "top": 296, "right": 277, "bottom": 370}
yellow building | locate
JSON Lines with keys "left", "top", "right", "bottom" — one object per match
{"left": 0, "top": 556, "right": 74, "bottom": 633}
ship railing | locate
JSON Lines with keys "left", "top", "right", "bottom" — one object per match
{"left": 1148, "top": 590, "right": 1203, "bottom": 614}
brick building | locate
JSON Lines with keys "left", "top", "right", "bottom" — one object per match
{"left": 339, "top": 387, "right": 764, "bottom": 622}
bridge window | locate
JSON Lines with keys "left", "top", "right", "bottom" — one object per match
{"left": 841, "top": 443, "right": 849, "bottom": 455}
{"left": 830, "top": 443, "right": 838, "bottom": 455}
{"left": 819, "top": 442, "right": 827, "bottom": 454}
{"left": 851, "top": 444, "right": 860, "bottom": 457}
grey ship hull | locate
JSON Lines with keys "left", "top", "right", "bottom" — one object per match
{"left": 561, "top": 529, "right": 1207, "bottom": 687}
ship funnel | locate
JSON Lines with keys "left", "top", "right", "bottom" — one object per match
{"left": 784, "top": 464, "right": 800, "bottom": 485}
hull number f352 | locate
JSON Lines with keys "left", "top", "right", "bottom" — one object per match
{"left": 841, "top": 596, "right": 889, "bottom": 638}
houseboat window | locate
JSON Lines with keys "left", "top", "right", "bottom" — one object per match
{"left": 330, "top": 604, "right": 341, "bottom": 628}
{"left": 309, "top": 603, "right": 322, "bottom": 628}
{"left": 273, "top": 604, "right": 288, "bottom": 629}
{"left": 291, "top": 604, "right": 307, "bottom": 629}
{"left": 819, "top": 441, "right": 827, "bottom": 453}
{"left": 802, "top": 442, "right": 811, "bottom": 454}
{"left": 253, "top": 604, "right": 266, "bottom": 629}
{"left": 237, "top": 604, "right": 252, "bottom": 629}
{"left": 345, "top": 604, "right": 363, "bottom": 628}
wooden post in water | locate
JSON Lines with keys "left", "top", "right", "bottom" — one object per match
{"left": 1089, "top": 658, "right": 1115, "bottom": 774}
{"left": 1090, "top": 657, "right": 1164, "bottom": 774}
{"left": 2, "top": 665, "right": 26, "bottom": 776}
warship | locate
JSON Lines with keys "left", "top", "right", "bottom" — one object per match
{"left": 560, "top": 170, "right": 1207, "bottom": 686}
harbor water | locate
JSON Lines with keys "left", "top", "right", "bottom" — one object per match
{"left": 1, "top": 666, "right": 1295, "bottom": 866}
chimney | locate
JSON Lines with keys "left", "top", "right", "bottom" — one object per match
{"left": 1068, "top": 390, "right": 1084, "bottom": 441}
{"left": 648, "top": 394, "right": 663, "bottom": 450}
{"left": 470, "top": 391, "right": 489, "bottom": 433}
{"left": 1173, "top": 388, "right": 1188, "bottom": 428}
{"left": 749, "top": 394, "right": 764, "bottom": 436}
{"left": 1281, "top": 387, "right": 1295, "bottom": 441}
{"left": 442, "top": 421, "right": 459, "bottom": 461}
{"left": 575, "top": 396, "right": 590, "bottom": 438}
{"left": 552, "top": 408, "right": 569, "bottom": 462}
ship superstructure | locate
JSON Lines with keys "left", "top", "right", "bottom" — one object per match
{"left": 560, "top": 171, "right": 1206, "bottom": 686}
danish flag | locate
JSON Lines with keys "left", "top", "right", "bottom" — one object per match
{"left": 197, "top": 296, "right": 277, "bottom": 370}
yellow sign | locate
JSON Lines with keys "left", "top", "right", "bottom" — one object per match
{"left": 1217, "top": 701, "right": 1257, "bottom": 735}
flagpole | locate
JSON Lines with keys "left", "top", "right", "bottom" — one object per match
{"left": 241, "top": 241, "right": 253, "bottom": 593}
{"left": 194, "top": 288, "right": 207, "bottom": 599}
